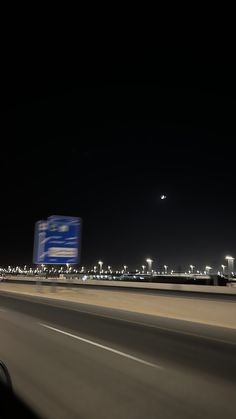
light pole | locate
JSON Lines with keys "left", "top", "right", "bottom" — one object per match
{"left": 221, "top": 264, "right": 226, "bottom": 276}
{"left": 98, "top": 261, "right": 103, "bottom": 273}
{"left": 164, "top": 265, "right": 168, "bottom": 274}
{"left": 205, "top": 266, "right": 212, "bottom": 275}
{"left": 190, "top": 265, "right": 195, "bottom": 274}
{"left": 142, "top": 265, "right": 145, "bottom": 273}
{"left": 225, "top": 256, "right": 234, "bottom": 280}
{"left": 146, "top": 258, "right": 153, "bottom": 275}
{"left": 123, "top": 265, "right": 127, "bottom": 273}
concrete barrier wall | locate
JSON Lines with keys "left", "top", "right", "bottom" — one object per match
{"left": 2, "top": 275, "right": 236, "bottom": 295}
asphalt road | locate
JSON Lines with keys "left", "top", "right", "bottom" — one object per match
{"left": 0, "top": 291, "right": 236, "bottom": 419}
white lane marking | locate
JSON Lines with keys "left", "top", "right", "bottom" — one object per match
{"left": 69, "top": 313, "right": 236, "bottom": 346}
{"left": 2, "top": 291, "right": 235, "bottom": 345}
{"left": 2, "top": 291, "right": 236, "bottom": 345}
{"left": 40, "top": 323, "right": 162, "bottom": 369}
{"left": 39, "top": 302, "right": 236, "bottom": 346}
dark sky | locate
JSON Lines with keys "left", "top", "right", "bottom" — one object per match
{"left": 1, "top": 85, "right": 235, "bottom": 270}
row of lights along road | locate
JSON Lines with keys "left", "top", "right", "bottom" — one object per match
{"left": 1, "top": 256, "right": 234, "bottom": 279}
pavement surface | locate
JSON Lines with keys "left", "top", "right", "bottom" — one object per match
{"left": 0, "top": 290, "right": 236, "bottom": 419}
{"left": 1, "top": 283, "right": 236, "bottom": 328}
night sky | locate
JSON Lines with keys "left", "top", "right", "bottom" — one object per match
{"left": 1, "top": 85, "right": 235, "bottom": 270}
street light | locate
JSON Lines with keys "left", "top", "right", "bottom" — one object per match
{"left": 164, "top": 265, "right": 168, "bottom": 274}
{"left": 142, "top": 265, "right": 145, "bottom": 273}
{"left": 205, "top": 266, "right": 212, "bottom": 275}
{"left": 221, "top": 264, "right": 226, "bottom": 276}
{"left": 123, "top": 265, "right": 127, "bottom": 273}
{"left": 98, "top": 261, "right": 103, "bottom": 273}
{"left": 225, "top": 256, "right": 235, "bottom": 280}
{"left": 190, "top": 265, "right": 195, "bottom": 274}
{"left": 146, "top": 258, "right": 153, "bottom": 275}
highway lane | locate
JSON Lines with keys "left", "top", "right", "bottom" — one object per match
{"left": 0, "top": 292, "right": 236, "bottom": 418}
